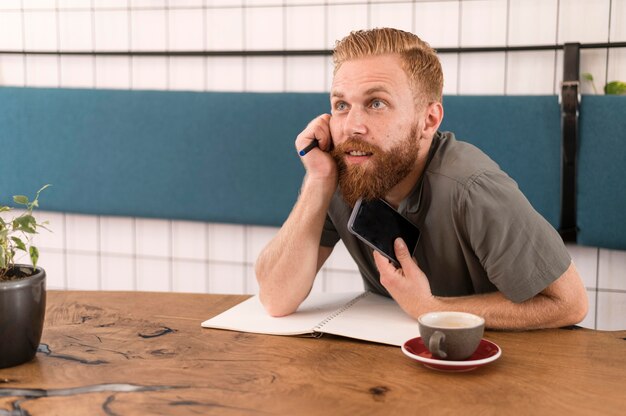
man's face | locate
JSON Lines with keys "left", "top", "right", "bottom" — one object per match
{"left": 329, "top": 54, "right": 422, "bottom": 206}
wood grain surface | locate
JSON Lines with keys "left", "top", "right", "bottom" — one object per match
{"left": 0, "top": 291, "right": 624, "bottom": 415}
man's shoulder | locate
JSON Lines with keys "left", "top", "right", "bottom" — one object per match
{"left": 427, "top": 131, "right": 503, "bottom": 187}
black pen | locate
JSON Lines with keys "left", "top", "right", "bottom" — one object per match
{"left": 298, "top": 139, "right": 319, "bottom": 156}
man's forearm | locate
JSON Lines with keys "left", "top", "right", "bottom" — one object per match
{"left": 420, "top": 263, "right": 588, "bottom": 330}
{"left": 429, "top": 291, "right": 575, "bottom": 330}
{"left": 255, "top": 175, "right": 335, "bottom": 316}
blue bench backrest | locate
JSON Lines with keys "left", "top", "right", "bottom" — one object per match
{"left": 578, "top": 96, "right": 626, "bottom": 250}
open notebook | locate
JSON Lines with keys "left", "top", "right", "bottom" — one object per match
{"left": 201, "top": 291, "right": 420, "bottom": 347}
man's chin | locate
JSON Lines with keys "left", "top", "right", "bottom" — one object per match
{"left": 343, "top": 161, "right": 376, "bottom": 176}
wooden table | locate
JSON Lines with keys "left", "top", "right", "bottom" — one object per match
{"left": 0, "top": 291, "right": 624, "bottom": 415}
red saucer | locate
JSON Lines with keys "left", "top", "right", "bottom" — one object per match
{"left": 401, "top": 337, "right": 501, "bottom": 372}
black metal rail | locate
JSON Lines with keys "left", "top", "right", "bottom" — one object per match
{"left": 1, "top": 41, "right": 624, "bottom": 57}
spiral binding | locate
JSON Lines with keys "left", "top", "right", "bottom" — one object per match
{"left": 312, "top": 291, "right": 372, "bottom": 333}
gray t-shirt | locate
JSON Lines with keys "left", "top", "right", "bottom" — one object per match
{"left": 320, "top": 131, "right": 570, "bottom": 303}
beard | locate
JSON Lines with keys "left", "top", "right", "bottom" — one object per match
{"left": 331, "top": 124, "right": 420, "bottom": 207}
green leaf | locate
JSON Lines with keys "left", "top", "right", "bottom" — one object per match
{"left": 0, "top": 206, "right": 11, "bottom": 213}
{"left": 604, "top": 81, "right": 626, "bottom": 95}
{"left": 29, "top": 246, "right": 39, "bottom": 269}
{"left": 32, "top": 184, "right": 51, "bottom": 207}
{"left": 13, "top": 195, "right": 29, "bottom": 205}
{"left": 38, "top": 223, "right": 52, "bottom": 233}
{"left": 11, "top": 237, "right": 27, "bottom": 252}
{"left": 12, "top": 215, "right": 37, "bottom": 234}
{"left": 0, "top": 246, "right": 6, "bottom": 269}
{"left": 581, "top": 72, "right": 599, "bottom": 94}
{"left": 36, "top": 184, "right": 52, "bottom": 196}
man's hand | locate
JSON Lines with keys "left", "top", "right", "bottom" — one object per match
{"left": 295, "top": 114, "right": 337, "bottom": 183}
{"left": 373, "top": 238, "right": 436, "bottom": 318}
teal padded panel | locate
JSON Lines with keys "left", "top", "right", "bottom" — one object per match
{"left": 0, "top": 88, "right": 562, "bottom": 232}
{"left": 440, "top": 96, "right": 562, "bottom": 229}
{"left": 0, "top": 87, "right": 328, "bottom": 226}
{"left": 577, "top": 96, "right": 626, "bottom": 250}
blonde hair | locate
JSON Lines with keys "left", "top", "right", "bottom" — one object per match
{"left": 333, "top": 28, "right": 443, "bottom": 104}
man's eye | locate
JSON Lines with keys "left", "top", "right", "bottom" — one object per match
{"left": 371, "top": 99, "right": 386, "bottom": 109}
{"left": 335, "top": 102, "right": 348, "bottom": 111}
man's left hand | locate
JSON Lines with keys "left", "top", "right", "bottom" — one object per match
{"left": 373, "top": 238, "right": 436, "bottom": 318}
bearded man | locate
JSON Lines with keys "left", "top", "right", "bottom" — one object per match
{"left": 255, "top": 28, "right": 588, "bottom": 330}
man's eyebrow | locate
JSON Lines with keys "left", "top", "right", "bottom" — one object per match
{"left": 364, "top": 86, "right": 391, "bottom": 96}
{"left": 331, "top": 86, "right": 391, "bottom": 99}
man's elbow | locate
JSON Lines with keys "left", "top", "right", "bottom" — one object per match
{"left": 255, "top": 265, "right": 296, "bottom": 317}
{"left": 555, "top": 287, "right": 589, "bottom": 327}
{"left": 258, "top": 292, "right": 298, "bottom": 317}
{"left": 554, "top": 262, "right": 590, "bottom": 327}
{"left": 567, "top": 292, "right": 589, "bottom": 326}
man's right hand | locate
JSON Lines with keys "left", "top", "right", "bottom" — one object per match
{"left": 296, "top": 114, "right": 337, "bottom": 183}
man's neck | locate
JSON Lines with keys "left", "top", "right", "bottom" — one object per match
{"left": 384, "top": 135, "right": 433, "bottom": 209}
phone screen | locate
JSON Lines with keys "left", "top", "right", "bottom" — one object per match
{"left": 347, "top": 198, "right": 420, "bottom": 267}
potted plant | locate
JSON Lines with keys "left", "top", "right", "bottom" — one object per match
{"left": 582, "top": 73, "right": 626, "bottom": 95}
{"left": 0, "top": 185, "right": 50, "bottom": 368}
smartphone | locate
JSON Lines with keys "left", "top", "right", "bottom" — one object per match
{"left": 347, "top": 198, "right": 420, "bottom": 268}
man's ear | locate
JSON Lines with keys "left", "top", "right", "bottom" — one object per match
{"left": 421, "top": 102, "right": 444, "bottom": 137}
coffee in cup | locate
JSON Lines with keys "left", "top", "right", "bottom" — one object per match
{"left": 418, "top": 311, "right": 485, "bottom": 361}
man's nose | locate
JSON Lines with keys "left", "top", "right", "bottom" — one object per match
{"left": 343, "top": 107, "right": 367, "bottom": 136}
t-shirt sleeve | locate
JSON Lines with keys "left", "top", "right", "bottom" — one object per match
{"left": 460, "top": 170, "right": 571, "bottom": 303}
{"left": 320, "top": 213, "right": 340, "bottom": 248}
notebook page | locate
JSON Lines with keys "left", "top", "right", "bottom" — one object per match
{"left": 202, "top": 291, "right": 363, "bottom": 336}
{"left": 317, "top": 292, "right": 420, "bottom": 346}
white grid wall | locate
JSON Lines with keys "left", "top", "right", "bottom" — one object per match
{"left": 1, "top": 0, "right": 625, "bottom": 330}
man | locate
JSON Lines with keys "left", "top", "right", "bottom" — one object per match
{"left": 255, "top": 28, "right": 588, "bottom": 330}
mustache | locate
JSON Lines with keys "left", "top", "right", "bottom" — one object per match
{"left": 331, "top": 137, "right": 381, "bottom": 159}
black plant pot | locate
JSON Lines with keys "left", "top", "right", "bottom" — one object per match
{"left": 0, "top": 266, "right": 46, "bottom": 369}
